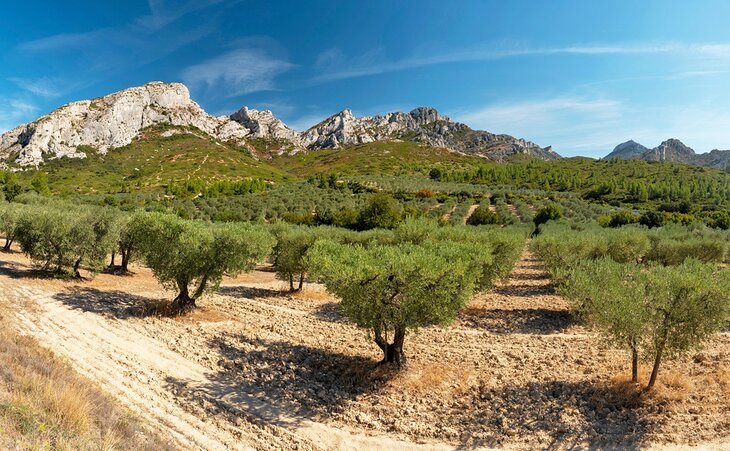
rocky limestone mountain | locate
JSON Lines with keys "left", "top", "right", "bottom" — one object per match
{"left": 0, "top": 82, "right": 305, "bottom": 166}
{"left": 230, "top": 106, "right": 301, "bottom": 145}
{"left": 1, "top": 81, "right": 559, "bottom": 167}
{"left": 605, "top": 138, "right": 730, "bottom": 169}
{"left": 300, "top": 107, "right": 560, "bottom": 161}
{"left": 604, "top": 140, "right": 649, "bottom": 160}
{"left": 0, "top": 82, "right": 254, "bottom": 166}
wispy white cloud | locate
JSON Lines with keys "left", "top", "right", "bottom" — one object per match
{"left": 455, "top": 97, "right": 627, "bottom": 156}
{"left": 8, "top": 77, "right": 63, "bottom": 98}
{"left": 0, "top": 98, "right": 38, "bottom": 133}
{"left": 182, "top": 48, "right": 294, "bottom": 97}
{"left": 139, "top": 0, "right": 237, "bottom": 30}
{"left": 14, "top": 0, "right": 231, "bottom": 82}
{"left": 313, "top": 42, "right": 730, "bottom": 83}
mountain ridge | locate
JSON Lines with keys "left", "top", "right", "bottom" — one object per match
{"left": 606, "top": 139, "right": 730, "bottom": 169}
{"left": 0, "top": 81, "right": 559, "bottom": 167}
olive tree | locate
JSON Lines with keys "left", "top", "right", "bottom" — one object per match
{"left": 563, "top": 258, "right": 729, "bottom": 390}
{"left": 357, "top": 193, "right": 402, "bottom": 230}
{"left": 14, "top": 205, "right": 119, "bottom": 277}
{"left": 271, "top": 226, "right": 318, "bottom": 292}
{"left": 0, "top": 203, "right": 23, "bottom": 251}
{"left": 466, "top": 206, "right": 501, "bottom": 226}
{"left": 110, "top": 213, "right": 142, "bottom": 273}
{"left": 563, "top": 258, "right": 648, "bottom": 383}
{"left": 131, "top": 213, "right": 274, "bottom": 311}
{"left": 643, "top": 260, "right": 729, "bottom": 390}
{"left": 306, "top": 240, "right": 489, "bottom": 366}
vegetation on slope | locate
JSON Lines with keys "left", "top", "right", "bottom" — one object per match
{"left": 12, "top": 125, "right": 292, "bottom": 195}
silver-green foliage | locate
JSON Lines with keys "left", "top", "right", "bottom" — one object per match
{"left": 130, "top": 212, "right": 274, "bottom": 309}
{"left": 562, "top": 258, "right": 729, "bottom": 389}
{"left": 14, "top": 204, "right": 120, "bottom": 276}
{"left": 306, "top": 239, "right": 490, "bottom": 365}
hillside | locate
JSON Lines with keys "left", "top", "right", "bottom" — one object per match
{"left": 269, "top": 140, "right": 490, "bottom": 177}
{"left": 32, "top": 125, "right": 291, "bottom": 195}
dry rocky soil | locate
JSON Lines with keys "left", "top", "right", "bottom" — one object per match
{"left": 1, "top": 246, "right": 729, "bottom": 450}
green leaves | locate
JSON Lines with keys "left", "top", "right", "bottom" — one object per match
{"left": 129, "top": 212, "right": 274, "bottom": 303}
{"left": 12, "top": 204, "right": 120, "bottom": 276}
{"left": 307, "top": 240, "right": 478, "bottom": 333}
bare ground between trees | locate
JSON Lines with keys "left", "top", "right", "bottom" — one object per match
{"left": 0, "top": 247, "right": 729, "bottom": 450}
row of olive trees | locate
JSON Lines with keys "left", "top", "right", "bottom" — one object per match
{"left": 532, "top": 222, "right": 730, "bottom": 390}
{"left": 2, "top": 200, "right": 528, "bottom": 364}
{"left": 0, "top": 203, "right": 274, "bottom": 311}
{"left": 1, "top": 203, "right": 120, "bottom": 277}
{"left": 270, "top": 219, "right": 529, "bottom": 365}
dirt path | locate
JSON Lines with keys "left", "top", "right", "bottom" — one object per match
{"left": 463, "top": 204, "right": 479, "bottom": 225}
{"left": 2, "top": 248, "right": 729, "bottom": 450}
{"left": 0, "top": 253, "right": 461, "bottom": 450}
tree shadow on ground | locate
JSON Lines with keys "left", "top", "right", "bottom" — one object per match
{"left": 164, "top": 334, "right": 386, "bottom": 429}
{"left": 494, "top": 282, "right": 555, "bottom": 297}
{"left": 164, "top": 332, "right": 657, "bottom": 448}
{"left": 218, "top": 285, "right": 287, "bottom": 300}
{"left": 53, "top": 287, "right": 173, "bottom": 319}
{"left": 459, "top": 307, "right": 575, "bottom": 334}
{"left": 509, "top": 271, "right": 549, "bottom": 281}
{"left": 460, "top": 379, "right": 656, "bottom": 450}
{"left": 310, "top": 302, "right": 346, "bottom": 323}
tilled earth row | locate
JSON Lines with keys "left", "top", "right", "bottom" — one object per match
{"left": 1, "top": 248, "right": 728, "bottom": 450}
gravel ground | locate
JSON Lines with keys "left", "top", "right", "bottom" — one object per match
{"left": 1, "top": 246, "right": 728, "bottom": 450}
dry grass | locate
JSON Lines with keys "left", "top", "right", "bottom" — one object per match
{"left": 291, "top": 287, "right": 334, "bottom": 302}
{"left": 393, "top": 363, "right": 474, "bottom": 395}
{"left": 0, "top": 308, "right": 175, "bottom": 450}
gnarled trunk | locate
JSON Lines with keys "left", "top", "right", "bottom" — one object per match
{"left": 171, "top": 276, "right": 208, "bottom": 313}
{"left": 646, "top": 344, "right": 664, "bottom": 391}
{"left": 109, "top": 251, "right": 116, "bottom": 268}
{"left": 374, "top": 325, "right": 407, "bottom": 367}
{"left": 171, "top": 284, "right": 196, "bottom": 311}
{"left": 298, "top": 273, "right": 305, "bottom": 291}
{"left": 3, "top": 237, "right": 12, "bottom": 252}
{"left": 73, "top": 258, "right": 83, "bottom": 279}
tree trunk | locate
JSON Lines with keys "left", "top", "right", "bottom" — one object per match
{"left": 121, "top": 248, "right": 131, "bottom": 273}
{"left": 374, "top": 326, "right": 407, "bottom": 367}
{"left": 298, "top": 273, "right": 305, "bottom": 291}
{"left": 646, "top": 345, "right": 664, "bottom": 391}
{"left": 171, "top": 284, "right": 196, "bottom": 312}
{"left": 289, "top": 273, "right": 295, "bottom": 292}
{"left": 631, "top": 347, "right": 639, "bottom": 384}
{"left": 109, "top": 251, "right": 116, "bottom": 268}
{"left": 3, "top": 237, "right": 12, "bottom": 251}
{"left": 73, "top": 258, "right": 82, "bottom": 278}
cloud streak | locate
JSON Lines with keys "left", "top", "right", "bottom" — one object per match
{"left": 182, "top": 48, "right": 294, "bottom": 97}
{"left": 313, "top": 42, "right": 730, "bottom": 83}
{"left": 0, "top": 98, "right": 38, "bottom": 133}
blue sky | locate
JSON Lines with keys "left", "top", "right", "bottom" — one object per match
{"left": 2, "top": 0, "right": 730, "bottom": 157}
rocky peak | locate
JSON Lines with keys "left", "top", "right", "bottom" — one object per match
{"left": 605, "top": 140, "right": 649, "bottom": 160}
{"left": 300, "top": 106, "right": 559, "bottom": 161}
{"left": 409, "top": 107, "right": 443, "bottom": 125}
{"left": 229, "top": 106, "right": 300, "bottom": 144}
{"left": 299, "top": 109, "right": 375, "bottom": 149}
{"left": 604, "top": 138, "right": 730, "bottom": 168}
{"left": 645, "top": 138, "right": 696, "bottom": 163}
{"left": 0, "top": 81, "right": 250, "bottom": 166}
